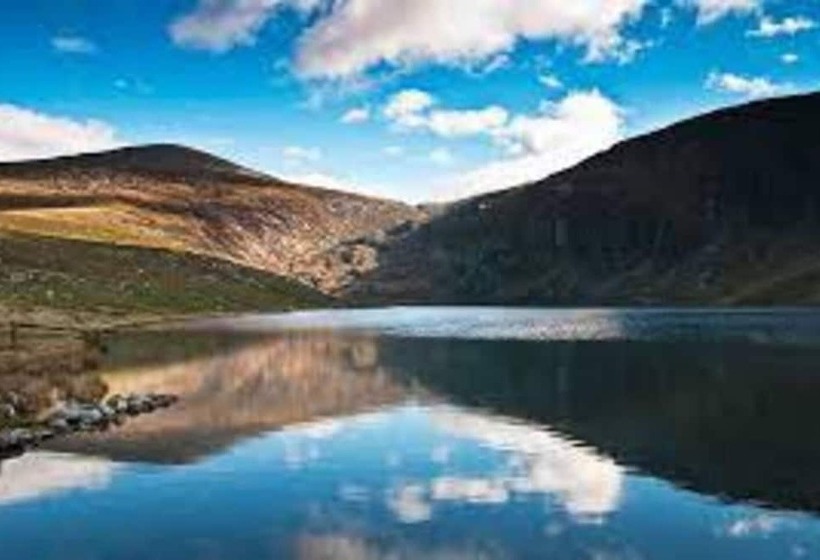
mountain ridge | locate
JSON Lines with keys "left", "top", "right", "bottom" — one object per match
{"left": 1, "top": 91, "right": 819, "bottom": 307}
{"left": 346, "top": 91, "right": 820, "bottom": 305}
{"left": 0, "top": 143, "right": 425, "bottom": 297}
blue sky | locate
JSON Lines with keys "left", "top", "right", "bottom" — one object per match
{"left": 0, "top": 0, "right": 817, "bottom": 202}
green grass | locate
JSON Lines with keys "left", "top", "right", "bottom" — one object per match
{"left": 0, "top": 231, "right": 330, "bottom": 316}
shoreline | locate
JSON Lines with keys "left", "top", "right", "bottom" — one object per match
{"left": 0, "top": 304, "right": 301, "bottom": 433}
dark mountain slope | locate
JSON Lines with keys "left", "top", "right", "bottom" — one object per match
{"left": 0, "top": 144, "right": 259, "bottom": 180}
{"left": 350, "top": 92, "right": 820, "bottom": 305}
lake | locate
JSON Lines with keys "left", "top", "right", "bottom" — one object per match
{"left": 2, "top": 307, "right": 820, "bottom": 559}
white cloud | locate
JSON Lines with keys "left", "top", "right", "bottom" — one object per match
{"left": 282, "top": 144, "right": 322, "bottom": 162}
{"left": 52, "top": 35, "right": 97, "bottom": 54}
{"left": 426, "top": 106, "right": 510, "bottom": 138}
{"left": 381, "top": 90, "right": 624, "bottom": 200}
{"left": 383, "top": 89, "right": 436, "bottom": 127}
{"left": 496, "top": 92, "right": 623, "bottom": 157}
{"left": 781, "top": 53, "right": 799, "bottom": 64}
{"left": 340, "top": 107, "right": 371, "bottom": 124}
{"left": 170, "top": 0, "right": 321, "bottom": 52}
{"left": 429, "top": 147, "right": 455, "bottom": 167}
{"left": 438, "top": 91, "right": 623, "bottom": 199}
{"left": 706, "top": 71, "right": 786, "bottom": 98}
{"left": 747, "top": 16, "right": 816, "bottom": 38}
{"left": 277, "top": 169, "right": 407, "bottom": 199}
{"left": 171, "top": 0, "right": 650, "bottom": 76}
{"left": 296, "top": 0, "right": 649, "bottom": 77}
{"left": 383, "top": 90, "right": 509, "bottom": 138}
{"left": 539, "top": 74, "right": 564, "bottom": 89}
{"left": 0, "top": 103, "right": 120, "bottom": 162}
{"left": 684, "top": 0, "right": 762, "bottom": 25}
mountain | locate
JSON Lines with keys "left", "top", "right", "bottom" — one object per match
{"left": 0, "top": 144, "right": 425, "bottom": 303}
{"left": 349, "top": 92, "right": 820, "bottom": 305}
{"left": 3, "top": 93, "right": 820, "bottom": 310}
{"left": 0, "top": 144, "right": 260, "bottom": 179}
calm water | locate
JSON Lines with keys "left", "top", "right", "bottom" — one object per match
{"left": 3, "top": 308, "right": 820, "bottom": 559}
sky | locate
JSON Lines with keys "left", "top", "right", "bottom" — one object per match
{"left": 0, "top": 0, "right": 818, "bottom": 202}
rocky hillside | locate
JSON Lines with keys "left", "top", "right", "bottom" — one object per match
{"left": 3, "top": 93, "right": 819, "bottom": 308}
{"left": 349, "top": 92, "right": 820, "bottom": 305}
{"left": 0, "top": 144, "right": 425, "bottom": 295}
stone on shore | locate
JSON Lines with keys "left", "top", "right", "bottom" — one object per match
{"left": 0, "top": 392, "right": 179, "bottom": 458}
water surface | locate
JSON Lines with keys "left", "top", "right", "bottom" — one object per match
{"left": 2, "top": 308, "right": 820, "bottom": 559}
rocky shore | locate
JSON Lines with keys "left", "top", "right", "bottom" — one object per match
{"left": 0, "top": 393, "right": 179, "bottom": 459}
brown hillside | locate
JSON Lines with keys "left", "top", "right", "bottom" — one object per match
{"left": 0, "top": 144, "right": 425, "bottom": 294}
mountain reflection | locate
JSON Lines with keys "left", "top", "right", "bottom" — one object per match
{"left": 377, "top": 337, "right": 820, "bottom": 514}
{"left": 42, "top": 327, "right": 820, "bottom": 515}
{"left": 48, "top": 333, "right": 415, "bottom": 463}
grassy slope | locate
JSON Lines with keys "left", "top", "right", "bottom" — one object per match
{"left": 0, "top": 230, "right": 329, "bottom": 318}
{"left": 0, "top": 204, "right": 195, "bottom": 253}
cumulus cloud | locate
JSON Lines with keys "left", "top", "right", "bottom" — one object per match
{"left": 496, "top": 92, "right": 623, "bottom": 156}
{"left": 781, "top": 53, "right": 799, "bottom": 64}
{"left": 281, "top": 171, "right": 348, "bottom": 191}
{"left": 706, "top": 71, "right": 787, "bottom": 98}
{"left": 340, "top": 107, "right": 370, "bottom": 124}
{"left": 383, "top": 89, "right": 510, "bottom": 139}
{"left": 51, "top": 35, "right": 98, "bottom": 54}
{"left": 383, "top": 89, "right": 436, "bottom": 127}
{"left": 0, "top": 103, "right": 120, "bottom": 162}
{"left": 683, "top": 0, "right": 762, "bottom": 25}
{"left": 426, "top": 107, "right": 510, "bottom": 138}
{"left": 296, "top": 0, "right": 649, "bottom": 77}
{"left": 539, "top": 74, "right": 564, "bottom": 89}
{"left": 747, "top": 15, "right": 817, "bottom": 38}
{"left": 438, "top": 90, "right": 625, "bottom": 199}
{"left": 171, "top": 0, "right": 649, "bottom": 76}
{"left": 170, "top": 0, "right": 320, "bottom": 52}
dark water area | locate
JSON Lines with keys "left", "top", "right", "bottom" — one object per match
{"left": 2, "top": 308, "right": 820, "bottom": 559}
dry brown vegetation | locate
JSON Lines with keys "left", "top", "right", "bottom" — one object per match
{"left": 0, "top": 144, "right": 425, "bottom": 295}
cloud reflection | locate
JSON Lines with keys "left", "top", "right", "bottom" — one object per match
{"left": 383, "top": 408, "right": 624, "bottom": 525}
{"left": 433, "top": 410, "right": 624, "bottom": 519}
{"left": 296, "top": 533, "right": 506, "bottom": 560}
{"left": 0, "top": 452, "right": 115, "bottom": 506}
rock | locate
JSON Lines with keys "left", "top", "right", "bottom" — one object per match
{"left": 49, "top": 417, "right": 70, "bottom": 432}
{"left": 154, "top": 394, "right": 178, "bottom": 408}
{"left": 99, "top": 404, "right": 116, "bottom": 419}
{"left": 0, "top": 428, "right": 35, "bottom": 449}
{"left": 2, "top": 393, "right": 179, "bottom": 455}
{"left": 0, "top": 403, "right": 16, "bottom": 420}
{"left": 82, "top": 407, "right": 104, "bottom": 424}
{"left": 107, "top": 396, "right": 129, "bottom": 414}
{"left": 32, "top": 429, "right": 54, "bottom": 442}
